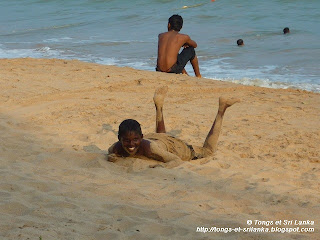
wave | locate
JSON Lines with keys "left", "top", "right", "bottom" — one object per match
{"left": 217, "top": 77, "right": 320, "bottom": 93}
{"left": 0, "top": 46, "right": 63, "bottom": 59}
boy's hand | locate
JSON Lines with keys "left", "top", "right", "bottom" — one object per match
{"left": 182, "top": 68, "right": 189, "bottom": 75}
{"left": 107, "top": 153, "right": 119, "bottom": 162}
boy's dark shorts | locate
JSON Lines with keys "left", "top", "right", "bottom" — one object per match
{"left": 156, "top": 47, "right": 196, "bottom": 74}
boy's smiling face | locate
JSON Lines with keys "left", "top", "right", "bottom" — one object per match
{"left": 119, "top": 131, "right": 143, "bottom": 156}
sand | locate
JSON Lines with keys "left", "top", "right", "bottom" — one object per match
{"left": 0, "top": 58, "right": 319, "bottom": 240}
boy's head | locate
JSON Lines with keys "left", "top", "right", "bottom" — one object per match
{"left": 118, "top": 119, "right": 143, "bottom": 155}
{"left": 283, "top": 27, "right": 290, "bottom": 34}
{"left": 237, "top": 39, "right": 244, "bottom": 46}
{"left": 168, "top": 14, "right": 183, "bottom": 32}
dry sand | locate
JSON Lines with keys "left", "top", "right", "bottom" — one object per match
{"left": 0, "top": 58, "right": 319, "bottom": 239}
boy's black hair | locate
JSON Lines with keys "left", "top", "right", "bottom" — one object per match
{"left": 168, "top": 14, "right": 183, "bottom": 31}
{"left": 237, "top": 39, "right": 244, "bottom": 46}
{"left": 118, "top": 119, "right": 142, "bottom": 138}
{"left": 283, "top": 27, "right": 290, "bottom": 34}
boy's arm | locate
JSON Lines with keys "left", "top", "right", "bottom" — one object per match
{"left": 108, "top": 141, "right": 125, "bottom": 156}
{"left": 148, "top": 141, "right": 183, "bottom": 163}
{"left": 108, "top": 142, "right": 117, "bottom": 154}
{"left": 183, "top": 35, "right": 197, "bottom": 48}
{"left": 107, "top": 142, "right": 120, "bottom": 162}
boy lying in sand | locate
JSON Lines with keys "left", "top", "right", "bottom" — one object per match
{"left": 108, "top": 86, "right": 239, "bottom": 167}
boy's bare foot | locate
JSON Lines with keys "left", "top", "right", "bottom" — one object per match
{"left": 219, "top": 97, "right": 240, "bottom": 112}
{"left": 153, "top": 86, "right": 168, "bottom": 108}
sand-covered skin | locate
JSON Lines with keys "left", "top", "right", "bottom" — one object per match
{"left": 0, "top": 58, "right": 319, "bottom": 239}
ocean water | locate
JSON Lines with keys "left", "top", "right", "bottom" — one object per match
{"left": 0, "top": 0, "right": 319, "bottom": 92}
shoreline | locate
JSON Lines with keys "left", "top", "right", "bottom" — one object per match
{"left": 1, "top": 58, "right": 319, "bottom": 239}
{"left": 3, "top": 56, "right": 320, "bottom": 94}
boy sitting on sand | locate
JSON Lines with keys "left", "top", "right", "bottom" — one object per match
{"left": 156, "top": 14, "right": 201, "bottom": 77}
{"left": 108, "top": 86, "right": 239, "bottom": 167}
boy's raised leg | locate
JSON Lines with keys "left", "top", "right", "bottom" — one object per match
{"left": 153, "top": 86, "right": 169, "bottom": 133}
{"left": 203, "top": 97, "right": 239, "bottom": 153}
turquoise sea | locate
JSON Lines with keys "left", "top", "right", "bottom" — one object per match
{"left": 0, "top": 0, "right": 319, "bottom": 92}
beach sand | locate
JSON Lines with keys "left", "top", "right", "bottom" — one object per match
{"left": 0, "top": 58, "right": 319, "bottom": 239}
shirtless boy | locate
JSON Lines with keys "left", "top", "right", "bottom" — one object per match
{"left": 108, "top": 86, "right": 239, "bottom": 166}
{"left": 156, "top": 14, "right": 201, "bottom": 77}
